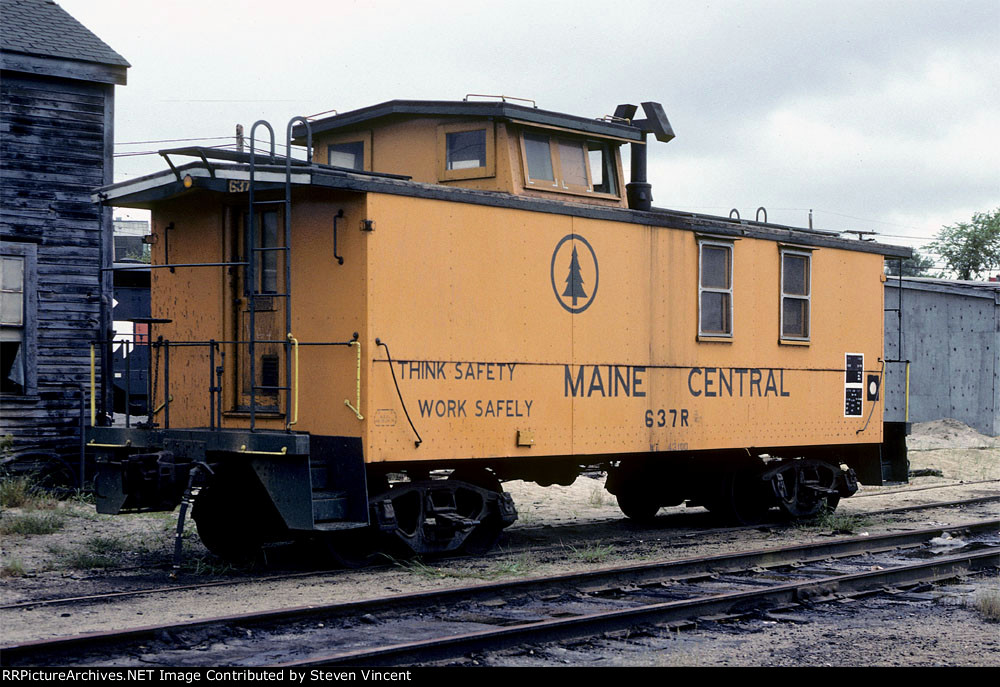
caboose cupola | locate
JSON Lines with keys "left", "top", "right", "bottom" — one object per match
{"left": 296, "top": 96, "right": 672, "bottom": 209}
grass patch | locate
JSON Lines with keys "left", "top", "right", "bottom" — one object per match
{"left": 486, "top": 552, "right": 537, "bottom": 577}
{"left": 0, "top": 511, "right": 65, "bottom": 535}
{"left": 386, "top": 551, "right": 538, "bottom": 581}
{"left": 1, "top": 559, "right": 26, "bottom": 578}
{"left": 567, "top": 543, "right": 615, "bottom": 564}
{"left": 181, "top": 556, "right": 241, "bottom": 576}
{"left": 0, "top": 475, "right": 61, "bottom": 511}
{"left": 588, "top": 485, "right": 610, "bottom": 508}
{"left": 60, "top": 551, "right": 117, "bottom": 569}
{"left": 0, "top": 476, "right": 36, "bottom": 508}
{"left": 797, "top": 509, "right": 872, "bottom": 534}
{"left": 972, "top": 588, "right": 1000, "bottom": 621}
{"left": 85, "top": 536, "right": 128, "bottom": 556}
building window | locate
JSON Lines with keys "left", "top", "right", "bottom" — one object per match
{"left": 781, "top": 250, "right": 811, "bottom": 340}
{"left": 699, "top": 241, "right": 733, "bottom": 337}
{"left": 521, "top": 131, "right": 620, "bottom": 196}
{"left": 1, "top": 243, "right": 37, "bottom": 395}
{"left": 328, "top": 141, "right": 365, "bottom": 171}
{"left": 437, "top": 123, "right": 495, "bottom": 181}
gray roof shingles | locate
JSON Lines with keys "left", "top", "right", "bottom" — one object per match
{"left": 0, "top": 0, "right": 129, "bottom": 67}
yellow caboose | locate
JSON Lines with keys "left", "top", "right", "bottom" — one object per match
{"left": 88, "top": 98, "right": 911, "bottom": 562}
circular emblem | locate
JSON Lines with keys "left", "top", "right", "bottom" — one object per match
{"left": 550, "top": 234, "right": 599, "bottom": 313}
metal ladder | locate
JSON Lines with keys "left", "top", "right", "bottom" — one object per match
{"left": 246, "top": 117, "right": 312, "bottom": 431}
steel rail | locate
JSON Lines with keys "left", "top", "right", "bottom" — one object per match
{"left": 286, "top": 549, "right": 998, "bottom": 667}
{"left": 0, "top": 496, "right": 996, "bottom": 613}
{"left": 2, "top": 519, "right": 996, "bottom": 666}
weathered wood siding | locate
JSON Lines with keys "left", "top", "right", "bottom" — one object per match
{"left": 1, "top": 71, "right": 112, "bottom": 457}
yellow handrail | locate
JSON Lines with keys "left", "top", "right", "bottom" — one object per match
{"left": 87, "top": 440, "right": 132, "bottom": 449}
{"left": 345, "top": 340, "right": 364, "bottom": 420}
{"left": 287, "top": 332, "right": 299, "bottom": 429}
{"left": 238, "top": 445, "right": 288, "bottom": 456}
{"left": 90, "top": 344, "right": 96, "bottom": 427}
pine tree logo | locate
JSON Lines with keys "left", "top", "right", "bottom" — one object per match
{"left": 562, "top": 246, "right": 587, "bottom": 306}
{"left": 550, "top": 234, "right": 599, "bottom": 313}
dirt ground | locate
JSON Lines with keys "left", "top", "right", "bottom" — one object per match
{"left": 1, "top": 418, "right": 997, "bottom": 666}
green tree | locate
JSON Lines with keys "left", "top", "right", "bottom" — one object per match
{"left": 928, "top": 208, "right": 1000, "bottom": 280}
{"left": 885, "top": 248, "right": 935, "bottom": 277}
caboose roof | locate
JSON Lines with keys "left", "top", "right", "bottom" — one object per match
{"left": 294, "top": 99, "right": 645, "bottom": 143}
{"left": 93, "top": 148, "right": 912, "bottom": 260}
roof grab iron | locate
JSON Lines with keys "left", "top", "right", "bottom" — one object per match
{"left": 463, "top": 93, "right": 537, "bottom": 108}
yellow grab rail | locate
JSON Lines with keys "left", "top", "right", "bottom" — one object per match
{"left": 238, "top": 445, "right": 288, "bottom": 456}
{"left": 345, "top": 340, "right": 364, "bottom": 420}
{"left": 87, "top": 440, "right": 132, "bottom": 449}
{"left": 152, "top": 395, "right": 174, "bottom": 415}
{"left": 287, "top": 333, "right": 299, "bottom": 429}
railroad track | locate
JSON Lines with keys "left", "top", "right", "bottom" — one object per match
{"left": 3, "top": 519, "right": 997, "bottom": 667}
{"left": 2, "top": 492, "right": 996, "bottom": 613}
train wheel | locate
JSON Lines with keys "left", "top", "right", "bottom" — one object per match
{"left": 192, "top": 484, "right": 266, "bottom": 564}
{"left": 768, "top": 460, "right": 843, "bottom": 519}
{"left": 704, "top": 460, "right": 772, "bottom": 525}
{"left": 616, "top": 489, "right": 661, "bottom": 523}
{"left": 448, "top": 468, "right": 504, "bottom": 555}
{"left": 322, "top": 527, "right": 376, "bottom": 568}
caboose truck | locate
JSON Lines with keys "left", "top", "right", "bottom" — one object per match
{"left": 86, "top": 97, "right": 912, "bottom": 563}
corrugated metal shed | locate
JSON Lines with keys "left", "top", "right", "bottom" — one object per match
{"left": 885, "top": 276, "right": 1000, "bottom": 436}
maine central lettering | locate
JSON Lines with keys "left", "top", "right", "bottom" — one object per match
{"left": 687, "top": 367, "right": 790, "bottom": 398}
{"left": 563, "top": 365, "right": 792, "bottom": 398}
{"left": 564, "top": 365, "right": 647, "bottom": 397}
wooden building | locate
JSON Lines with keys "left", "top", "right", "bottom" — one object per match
{"left": 1, "top": 0, "right": 128, "bottom": 469}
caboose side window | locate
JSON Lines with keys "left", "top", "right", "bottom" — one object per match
{"left": 781, "top": 251, "right": 811, "bottom": 340}
{"left": 588, "top": 142, "right": 617, "bottom": 195}
{"left": 522, "top": 131, "right": 620, "bottom": 196}
{"left": 699, "top": 242, "right": 733, "bottom": 337}
{"left": 524, "top": 133, "right": 555, "bottom": 182}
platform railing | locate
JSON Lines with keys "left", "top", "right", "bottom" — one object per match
{"left": 90, "top": 336, "right": 358, "bottom": 433}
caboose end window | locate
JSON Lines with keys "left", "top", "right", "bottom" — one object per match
{"left": 328, "top": 141, "right": 365, "bottom": 171}
{"left": 698, "top": 241, "right": 733, "bottom": 338}
{"left": 781, "top": 250, "right": 811, "bottom": 341}
{"left": 437, "top": 123, "right": 495, "bottom": 181}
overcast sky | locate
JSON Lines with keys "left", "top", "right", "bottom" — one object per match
{"left": 56, "top": 0, "right": 999, "bottom": 268}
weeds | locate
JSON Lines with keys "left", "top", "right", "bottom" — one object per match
{"left": 386, "top": 550, "right": 538, "bottom": 581}
{"left": 0, "top": 512, "right": 65, "bottom": 535}
{"left": 588, "top": 485, "right": 610, "bottom": 508}
{"left": 486, "top": 552, "right": 537, "bottom": 577}
{"left": 0, "top": 476, "right": 35, "bottom": 508}
{"left": 567, "top": 543, "right": 615, "bottom": 564}
{"left": 0, "top": 475, "right": 60, "bottom": 511}
{"left": 0, "top": 559, "right": 26, "bottom": 578}
{"left": 797, "top": 508, "right": 872, "bottom": 534}
{"left": 972, "top": 588, "right": 1000, "bottom": 622}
